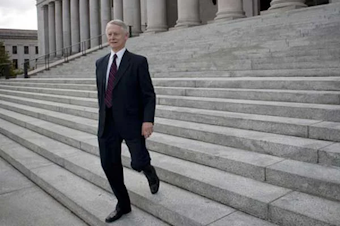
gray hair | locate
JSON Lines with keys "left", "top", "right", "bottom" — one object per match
{"left": 106, "top": 19, "right": 129, "bottom": 34}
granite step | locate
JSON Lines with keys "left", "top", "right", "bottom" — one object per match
{"left": 0, "top": 89, "right": 97, "bottom": 108}
{"left": 34, "top": 67, "right": 340, "bottom": 78}
{"left": 157, "top": 95, "right": 340, "bottom": 122}
{"left": 1, "top": 109, "right": 340, "bottom": 225}
{"left": 4, "top": 77, "right": 340, "bottom": 91}
{"left": 152, "top": 77, "right": 340, "bottom": 91}
{"left": 151, "top": 69, "right": 340, "bottom": 78}
{"left": 0, "top": 94, "right": 98, "bottom": 119}
{"left": 152, "top": 117, "right": 334, "bottom": 163}
{"left": 0, "top": 134, "right": 169, "bottom": 226}
{"left": 150, "top": 58, "right": 340, "bottom": 71}
{"left": 146, "top": 47, "right": 340, "bottom": 62}
{"left": 2, "top": 84, "right": 340, "bottom": 105}
{"left": 0, "top": 78, "right": 96, "bottom": 84}
{"left": 0, "top": 99, "right": 283, "bottom": 182}
{"left": 138, "top": 38, "right": 340, "bottom": 60}
{"left": 1, "top": 88, "right": 340, "bottom": 122}
{"left": 252, "top": 60, "right": 340, "bottom": 70}
{"left": 134, "top": 33, "right": 339, "bottom": 55}
{"left": 148, "top": 55, "right": 340, "bottom": 68}
{"left": 0, "top": 85, "right": 97, "bottom": 98}
{"left": 0, "top": 82, "right": 97, "bottom": 91}
{"left": 0, "top": 120, "right": 279, "bottom": 225}
{"left": 155, "top": 105, "right": 340, "bottom": 142}
{"left": 268, "top": 191, "right": 340, "bottom": 226}
{"left": 0, "top": 106, "right": 340, "bottom": 203}
{"left": 154, "top": 87, "right": 340, "bottom": 105}
{"left": 1, "top": 95, "right": 340, "bottom": 144}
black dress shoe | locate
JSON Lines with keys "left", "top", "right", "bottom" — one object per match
{"left": 143, "top": 165, "right": 160, "bottom": 194}
{"left": 105, "top": 208, "right": 131, "bottom": 223}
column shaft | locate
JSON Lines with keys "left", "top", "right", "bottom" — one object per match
{"left": 63, "top": 0, "right": 71, "bottom": 53}
{"left": 145, "top": 0, "right": 167, "bottom": 33}
{"left": 37, "top": 5, "right": 46, "bottom": 56}
{"left": 101, "top": 0, "right": 111, "bottom": 43}
{"left": 43, "top": 5, "right": 49, "bottom": 54}
{"left": 80, "top": 0, "right": 90, "bottom": 49}
{"left": 90, "top": 0, "right": 100, "bottom": 47}
{"left": 55, "top": 0, "right": 63, "bottom": 56}
{"left": 214, "top": 0, "right": 246, "bottom": 21}
{"left": 48, "top": 2, "right": 56, "bottom": 56}
{"left": 71, "top": 0, "right": 80, "bottom": 53}
{"left": 175, "top": 0, "right": 201, "bottom": 28}
{"left": 114, "top": 0, "right": 123, "bottom": 20}
{"left": 123, "top": 0, "right": 142, "bottom": 36}
{"left": 141, "top": 0, "right": 147, "bottom": 31}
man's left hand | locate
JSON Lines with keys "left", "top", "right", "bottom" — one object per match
{"left": 142, "top": 122, "right": 153, "bottom": 139}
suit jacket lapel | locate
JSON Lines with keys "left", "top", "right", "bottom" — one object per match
{"left": 101, "top": 53, "right": 110, "bottom": 93}
{"left": 112, "top": 50, "right": 131, "bottom": 91}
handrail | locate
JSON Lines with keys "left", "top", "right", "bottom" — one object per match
{"left": 22, "top": 33, "right": 106, "bottom": 76}
{"left": 22, "top": 25, "right": 135, "bottom": 78}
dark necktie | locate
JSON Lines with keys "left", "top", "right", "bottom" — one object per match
{"left": 105, "top": 54, "right": 117, "bottom": 108}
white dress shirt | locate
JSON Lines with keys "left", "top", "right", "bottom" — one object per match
{"left": 105, "top": 48, "right": 126, "bottom": 89}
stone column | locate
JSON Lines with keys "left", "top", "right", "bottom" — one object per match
{"left": 123, "top": 0, "right": 142, "bottom": 36}
{"left": 101, "top": 0, "right": 111, "bottom": 43}
{"left": 140, "top": 0, "right": 147, "bottom": 31}
{"left": 145, "top": 0, "right": 167, "bottom": 33}
{"left": 214, "top": 0, "right": 245, "bottom": 21}
{"left": 90, "top": 0, "right": 101, "bottom": 47}
{"left": 114, "top": 0, "right": 123, "bottom": 20}
{"left": 111, "top": 1, "right": 114, "bottom": 19}
{"left": 37, "top": 5, "right": 47, "bottom": 56}
{"left": 44, "top": 5, "right": 50, "bottom": 55}
{"left": 55, "top": 0, "right": 63, "bottom": 56}
{"left": 63, "top": 0, "right": 71, "bottom": 53}
{"left": 268, "top": 0, "right": 307, "bottom": 12}
{"left": 175, "top": 0, "right": 201, "bottom": 28}
{"left": 71, "top": 0, "right": 80, "bottom": 53}
{"left": 48, "top": 2, "right": 56, "bottom": 56}
{"left": 80, "top": 0, "right": 90, "bottom": 49}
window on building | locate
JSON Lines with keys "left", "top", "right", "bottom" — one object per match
{"left": 24, "top": 59, "right": 30, "bottom": 69}
{"left": 24, "top": 46, "right": 29, "bottom": 54}
{"left": 12, "top": 46, "right": 17, "bottom": 54}
{"left": 0, "top": 45, "right": 5, "bottom": 52}
{"left": 35, "top": 46, "right": 39, "bottom": 54}
{"left": 12, "top": 59, "right": 18, "bottom": 69}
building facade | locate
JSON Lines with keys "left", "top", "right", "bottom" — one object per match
{"left": 0, "top": 29, "right": 39, "bottom": 70}
{"left": 36, "top": 0, "right": 336, "bottom": 57}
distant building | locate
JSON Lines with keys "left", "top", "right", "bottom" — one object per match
{"left": 0, "top": 29, "right": 39, "bottom": 70}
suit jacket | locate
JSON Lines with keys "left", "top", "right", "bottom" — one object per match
{"left": 95, "top": 50, "right": 156, "bottom": 139}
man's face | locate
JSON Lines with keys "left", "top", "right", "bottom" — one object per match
{"left": 106, "top": 24, "right": 128, "bottom": 52}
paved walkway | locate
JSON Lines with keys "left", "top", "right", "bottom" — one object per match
{"left": 0, "top": 157, "right": 88, "bottom": 226}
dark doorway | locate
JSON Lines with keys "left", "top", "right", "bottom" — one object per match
{"left": 260, "top": 0, "right": 271, "bottom": 11}
{"left": 260, "top": 0, "right": 329, "bottom": 11}
{"left": 305, "top": 0, "right": 329, "bottom": 6}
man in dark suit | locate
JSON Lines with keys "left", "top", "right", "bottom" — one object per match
{"left": 95, "top": 19, "right": 160, "bottom": 223}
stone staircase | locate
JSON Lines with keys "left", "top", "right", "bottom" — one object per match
{"left": 1, "top": 3, "right": 340, "bottom": 226}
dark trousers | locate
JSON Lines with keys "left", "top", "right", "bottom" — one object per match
{"left": 98, "top": 107, "right": 151, "bottom": 210}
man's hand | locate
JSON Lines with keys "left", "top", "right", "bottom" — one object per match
{"left": 142, "top": 122, "right": 153, "bottom": 139}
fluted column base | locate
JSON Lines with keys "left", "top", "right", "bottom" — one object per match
{"left": 214, "top": 11, "right": 246, "bottom": 21}
{"left": 214, "top": 0, "right": 245, "bottom": 22}
{"left": 174, "top": 0, "right": 201, "bottom": 29}
{"left": 144, "top": 0, "right": 167, "bottom": 33}
{"left": 267, "top": 0, "right": 307, "bottom": 13}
